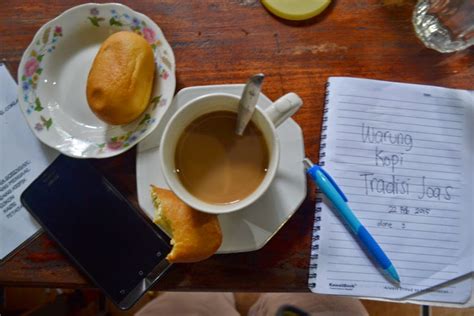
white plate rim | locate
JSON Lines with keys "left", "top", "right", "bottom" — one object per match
{"left": 17, "top": 2, "right": 176, "bottom": 159}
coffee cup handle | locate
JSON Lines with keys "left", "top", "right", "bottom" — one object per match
{"left": 265, "top": 93, "right": 303, "bottom": 128}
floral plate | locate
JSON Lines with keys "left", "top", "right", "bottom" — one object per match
{"left": 18, "top": 3, "right": 176, "bottom": 158}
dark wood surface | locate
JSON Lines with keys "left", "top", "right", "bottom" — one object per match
{"left": 0, "top": 0, "right": 472, "bottom": 291}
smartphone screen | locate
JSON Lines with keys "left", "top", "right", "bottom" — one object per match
{"left": 21, "top": 155, "right": 171, "bottom": 310}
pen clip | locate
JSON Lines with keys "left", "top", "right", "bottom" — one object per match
{"left": 314, "top": 165, "right": 348, "bottom": 202}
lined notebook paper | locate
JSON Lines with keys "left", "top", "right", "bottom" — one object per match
{"left": 309, "top": 77, "right": 473, "bottom": 303}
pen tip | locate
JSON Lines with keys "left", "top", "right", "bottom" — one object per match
{"left": 386, "top": 265, "right": 401, "bottom": 285}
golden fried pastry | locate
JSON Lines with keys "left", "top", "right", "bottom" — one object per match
{"left": 150, "top": 185, "right": 222, "bottom": 263}
{"left": 86, "top": 31, "right": 155, "bottom": 125}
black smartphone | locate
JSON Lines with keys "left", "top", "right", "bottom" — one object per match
{"left": 21, "top": 155, "right": 171, "bottom": 310}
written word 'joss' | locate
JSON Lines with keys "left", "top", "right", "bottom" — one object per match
{"left": 418, "top": 176, "right": 453, "bottom": 201}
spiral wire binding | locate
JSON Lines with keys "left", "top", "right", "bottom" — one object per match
{"left": 308, "top": 80, "right": 330, "bottom": 290}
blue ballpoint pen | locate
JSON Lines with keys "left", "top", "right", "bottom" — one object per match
{"left": 303, "top": 158, "right": 401, "bottom": 284}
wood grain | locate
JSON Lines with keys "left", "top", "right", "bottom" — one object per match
{"left": 0, "top": 0, "right": 472, "bottom": 291}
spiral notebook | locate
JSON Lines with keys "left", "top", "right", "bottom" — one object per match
{"left": 309, "top": 77, "right": 474, "bottom": 304}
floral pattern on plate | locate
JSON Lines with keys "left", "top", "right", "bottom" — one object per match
{"left": 86, "top": 7, "right": 170, "bottom": 80}
{"left": 17, "top": 3, "right": 176, "bottom": 158}
{"left": 21, "top": 26, "right": 62, "bottom": 131}
{"left": 99, "top": 95, "right": 167, "bottom": 152}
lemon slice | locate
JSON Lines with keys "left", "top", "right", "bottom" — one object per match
{"left": 262, "top": 0, "right": 331, "bottom": 21}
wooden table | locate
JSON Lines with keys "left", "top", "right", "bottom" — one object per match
{"left": 0, "top": 0, "right": 472, "bottom": 292}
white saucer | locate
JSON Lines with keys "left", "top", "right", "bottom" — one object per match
{"left": 136, "top": 84, "right": 307, "bottom": 253}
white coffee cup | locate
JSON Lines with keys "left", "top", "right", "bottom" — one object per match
{"left": 160, "top": 92, "right": 302, "bottom": 214}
